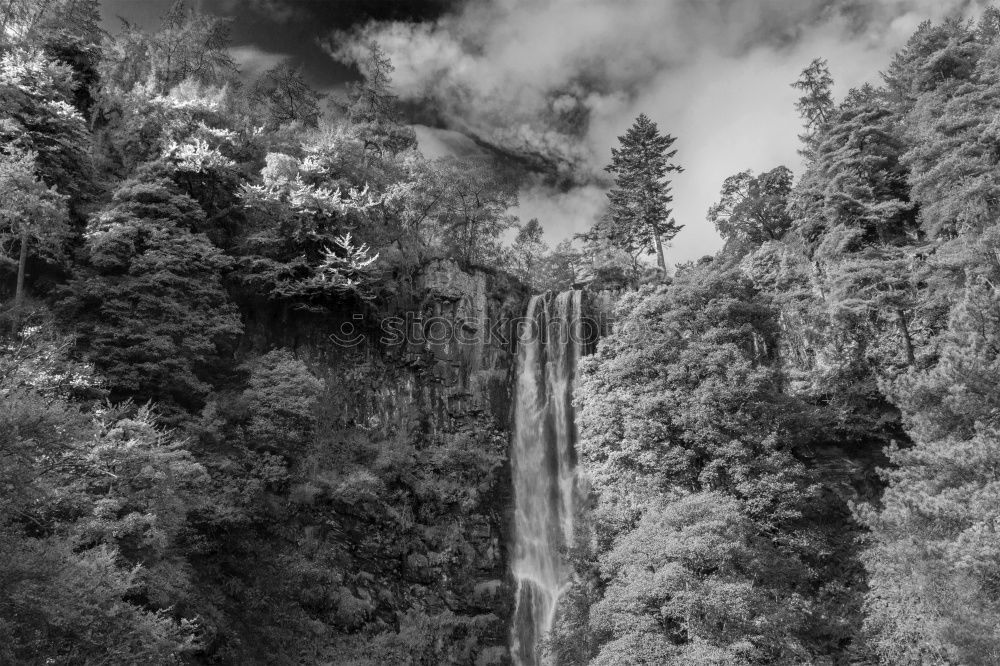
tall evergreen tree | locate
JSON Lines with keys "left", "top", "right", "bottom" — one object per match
{"left": 61, "top": 177, "right": 242, "bottom": 414}
{"left": 792, "top": 58, "right": 834, "bottom": 156}
{"left": 591, "top": 113, "right": 682, "bottom": 272}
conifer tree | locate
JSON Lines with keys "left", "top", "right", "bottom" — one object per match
{"left": 347, "top": 41, "right": 396, "bottom": 125}
{"left": 62, "top": 177, "right": 242, "bottom": 413}
{"left": 592, "top": 113, "right": 682, "bottom": 272}
{"left": 792, "top": 58, "right": 834, "bottom": 156}
{"left": 333, "top": 40, "right": 416, "bottom": 154}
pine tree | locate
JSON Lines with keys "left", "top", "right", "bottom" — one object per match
{"left": 61, "top": 177, "right": 242, "bottom": 414}
{"left": 595, "top": 113, "right": 682, "bottom": 271}
{"left": 338, "top": 41, "right": 416, "bottom": 155}
{"left": 792, "top": 58, "right": 834, "bottom": 156}
{"left": 860, "top": 282, "right": 1000, "bottom": 664}
{"left": 902, "top": 37, "right": 1000, "bottom": 240}
{"left": 347, "top": 41, "right": 396, "bottom": 125}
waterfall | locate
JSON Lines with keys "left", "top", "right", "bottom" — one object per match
{"left": 510, "top": 290, "right": 583, "bottom": 665}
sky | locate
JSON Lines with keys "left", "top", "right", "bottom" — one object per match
{"left": 99, "top": 0, "right": 991, "bottom": 265}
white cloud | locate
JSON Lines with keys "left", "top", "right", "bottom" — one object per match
{"left": 413, "top": 124, "right": 491, "bottom": 160}
{"left": 228, "top": 45, "right": 291, "bottom": 80}
{"left": 212, "top": 0, "right": 308, "bottom": 23}
{"left": 513, "top": 184, "right": 607, "bottom": 244}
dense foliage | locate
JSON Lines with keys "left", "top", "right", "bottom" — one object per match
{"left": 554, "top": 9, "right": 1000, "bottom": 666}
{"left": 5, "top": 1, "right": 1000, "bottom": 663}
{"left": 0, "top": 2, "right": 530, "bottom": 663}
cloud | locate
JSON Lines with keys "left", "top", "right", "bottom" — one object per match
{"left": 513, "top": 183, "right": 608, "bottom": 243}
{"left": 413, "top": 124, "right": 491, "bottom": 160}
{"left": 333, "top": 0, "right": 990, "bottom": 263}
{"left": 211, "top": 0, "right": 310, "bottom": 23}
{"left": 228, "top": 45, "right": 292, "bottom": 79}
{"left": 246, "top": 0, "right": 309, "bottom": 22}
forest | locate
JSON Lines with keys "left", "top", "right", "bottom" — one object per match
{"left": 1, "top": 0, "right": 1000, "bottom": 664}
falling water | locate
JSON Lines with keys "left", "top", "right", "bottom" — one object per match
{"left": 510, "top": 290, "right": 583, "bottom": 665}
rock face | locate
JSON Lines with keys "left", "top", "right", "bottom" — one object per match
{"left": 396, "top": 259, "right": 527, "bottom": 426}
{"left": 240, "top": 259, "right": 531, "bottom": 663}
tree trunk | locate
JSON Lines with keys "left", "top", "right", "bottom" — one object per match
{"left": 897, "top": 308, "right": 915, "bottom": 366}
{"left": 12, "top": 227, "right": 28, "bottom": 333}
{"left": 653, "top": 231, "right": 666, "bottom": 272}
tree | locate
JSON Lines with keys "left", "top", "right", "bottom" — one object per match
{"left": 0, "top": 0, "right": 101, "bottom": 52}
{"left": 0, "top": 47, "right": 92, "bottom": 202}
{"left": 792, "top": 58, "right": 834, "bottom": 155}
{"left": 146, "top": 0, "right": 235, "bottom": 92}
{"left": 882, "top": 18, "right": 979, "bottom": 112}
{"left": 578, "top": 232, "right": 637, "bottom": 287}
{"left": 0, "top": 147, "right": 68, "bottom": 331}
{"left": 537, "top": 238, "right": 583, "bottom": 292}
{"left": 237, "top": 147, "right": 384, "bottom": 304}
{"left": 0, "top": 0, "right": 104, "bottom": 113}
{"left": 589, "top": 113, "right": 682, "bottom": 272}
{"left": 0, "top": 329, "right": 202, "bottom": 664}
{"left": 901, "top": 38, "right": 1000, "bottom": 240}
{"left": 62, "top": 177, "right": 242, "bottom": 414}
{"left": 859, "top": 426, "right": 1000, "bottom": 665}
{"left": 416, "top": 156, "right": 517, "bottom": 267}
{"left": 509, "top": 218, "right": 549, "bottom": 287}
{"left": 789, "top": 87, "right": 915, "bottom": 255}
{"left": 561, "top": 263, "right": 865, "bottom": 663}
{"left": 99, "top": 0, "right": 236, "bottom": 96}
{"left": 345, "top": 41, "right": 396, "bottom": 125}
{"left": 785, "top": 85, "right": 924, "bottom": 372}
{"left": 826, "top": 247, "right": 923, "bottom": 366}
{"left": 588, "top": 493, "right": 811, "bottom": 664}
{"left": 708, "top": 166, "right": 793, "bottom": 253}
{"left": 248, "top": 63, "right": 322, "bottom": 129}
{"left": 859, "top": 282, "right": 1000, "bottom": 664}
{"left": 332, "top": 40, "right": 416, "bottom": 155}
{"left": 241, "top": 349, "right": 322, "bottom": 455}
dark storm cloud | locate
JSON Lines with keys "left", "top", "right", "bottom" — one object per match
{"left": 101, "top": 0, "right": 464, "bottom": 88}
{"left": 219, "top": 0, "right": 464, "bottom": 25}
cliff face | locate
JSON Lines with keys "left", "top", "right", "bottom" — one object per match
{"left": 240, "top": 259, "right": 530, "bottom": 664}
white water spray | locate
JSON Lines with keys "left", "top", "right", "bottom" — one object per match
{"left": 510, "top": 291, "right": 583, "bottom": 665}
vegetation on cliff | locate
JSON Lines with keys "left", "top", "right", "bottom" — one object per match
{"left": 0, "top": 1, "right": 528, "bottom": 663}
{"left": 4, "top": 0, "right": 1000, "bottom": 663}
{"left": 554, "top": 9, "right": 1000, "bottom": 665}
